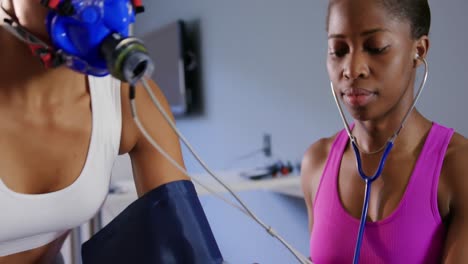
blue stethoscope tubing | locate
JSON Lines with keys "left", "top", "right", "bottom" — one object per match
{"left": 351, "top": 140, "right": 393, "bottom": 264}
{"left": 330, "top": 55, "right": 428, "bottom": 264}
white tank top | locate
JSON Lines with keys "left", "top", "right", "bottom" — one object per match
{"left": 0, "top": 76, "right": 122, "bottom": 256}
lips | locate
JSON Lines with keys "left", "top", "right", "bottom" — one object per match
{"left": 342, "top": 88, "right": 376, "bottom": 107}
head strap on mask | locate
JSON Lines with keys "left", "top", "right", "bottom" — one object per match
{"left": 40, "top": 0, "right": 75, "bottom": 16}
{"left": 2, "top": 17, "right": 65, "bottom": 68}
{"left": 40, "top": 0, "right": 144, "bottom": 15}
{"left": 131, "top": 0, "right": 145, "bottom": 14}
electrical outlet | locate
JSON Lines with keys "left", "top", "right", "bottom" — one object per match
{"left": 263, "top": 133, "right": 272, "bottom": 157}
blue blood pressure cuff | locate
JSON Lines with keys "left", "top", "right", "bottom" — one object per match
{"left": 81, "top": 180, "right": 224, "bottom": 264}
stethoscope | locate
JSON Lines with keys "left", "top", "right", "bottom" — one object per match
{"left": 330, "top": 54, "right": 429, "bottom": 264}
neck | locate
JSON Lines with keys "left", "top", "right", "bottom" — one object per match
{"left": 0, "top": 2, "right": 87, "bottom": 109}
{"left": 352, "top": 110, "right": 431, "bottom": 155}
{"left": 0, "top": 28, "right": 86, "bottom": 111}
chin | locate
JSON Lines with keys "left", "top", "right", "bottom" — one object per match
{"left": 347, "top": 107, "right": 375, "bottom": 122}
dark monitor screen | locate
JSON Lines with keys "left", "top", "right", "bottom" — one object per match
{"left": 141, "top": 21, "right": 188, "bottom": 116}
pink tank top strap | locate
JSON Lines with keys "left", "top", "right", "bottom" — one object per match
{"left": 405, "top": 122, "right": 454, "bottom": 223}
{"left": 313, "top": 128, "right": 350, "bottom": 211}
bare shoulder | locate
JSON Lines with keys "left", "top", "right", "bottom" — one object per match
{"left": 301, "top": 135, "right": 336, "bottom": 177}
{"left": 118, "top": 80, "right": 176, "bottom": 153}
{"left": 444, "top": 132, "right": 468, "bottom": 175}
{"left": 444, "top": 132, "right": 468, "bottom": 207}
{"left": 301, "top": 132, "right": 339, "bottom": 204}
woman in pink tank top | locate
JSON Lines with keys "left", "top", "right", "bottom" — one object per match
{"left": 301, "top": 0, "right": 468, "bottom": 263}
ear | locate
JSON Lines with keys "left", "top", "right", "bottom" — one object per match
{"left": 414, "top": 35, "right": 430, "bottom": 67}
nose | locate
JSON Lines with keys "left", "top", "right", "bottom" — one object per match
{"left": 343, "top": 52, "right": 369, "bottom": 80}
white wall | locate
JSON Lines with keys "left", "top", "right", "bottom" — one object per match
{"left": 112, "top": 0, "right": 468, "bottom": 180}
{"left": 112, "top": 0, "right": 333, "bottom": 180}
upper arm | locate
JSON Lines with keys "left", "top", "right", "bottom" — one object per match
{"left": 442, "top": 143, "right": 468, "bottom": 263}
{"left": 120, "top": 79, "right": 189, "bottom": 197}
{"left": 300, "top": 137, "right": 333, "bottom": 233}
